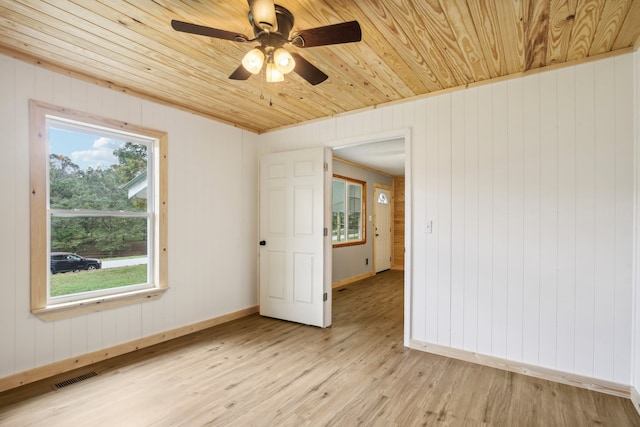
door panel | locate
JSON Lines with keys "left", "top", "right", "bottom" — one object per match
{"left": 259, "top": 147, "right": 331, "bottom": 327}
{"left": 374, "top": 186, "right": 392, "bottom": 273}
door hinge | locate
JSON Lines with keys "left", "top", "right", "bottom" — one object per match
{"left": 324, "top": 162, "right": 328, "bottom": 172}
{"left": 324, "top": 227, "right": 328, "bottom": 237}
{"left": 323, "top": 292, "right": 328, "bottom": 302}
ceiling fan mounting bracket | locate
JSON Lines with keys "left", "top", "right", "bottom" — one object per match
{"left": 250, "top": 5, "right": 294, "bottom": 48}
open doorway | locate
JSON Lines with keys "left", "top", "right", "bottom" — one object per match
{"left": 332, "top": 138, "right": 405, "bottom": 277}
{"left": 331, "top": 131, "right": 411, "bottom": 345}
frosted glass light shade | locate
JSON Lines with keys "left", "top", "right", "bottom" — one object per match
{"left": 273, "top": 48, "right": 295, "bottom": 74}
{"left": 242, "top": 48, "right": 265, "bottom": 74}
{"left": 265, "top": 62, "right": 284, "bottom": 82}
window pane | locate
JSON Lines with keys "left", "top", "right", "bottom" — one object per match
{"left": 347, "top": 183, "right": 362, "bottom": 241}
{"left": 332, "top": 179, "right": 346, "bottom": 242}
{"left": 50, "top": 216, "right": 148, "bottom": 297}
{"left": 332, "top": 175, "right": 365, "bottom": 246}
{"left": 49, "top": 127, "right": 148, "bottom": 212}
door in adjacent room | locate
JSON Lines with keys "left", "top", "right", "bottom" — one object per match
{"left": 374, "top": 185, "right": 392, "bottom": 273}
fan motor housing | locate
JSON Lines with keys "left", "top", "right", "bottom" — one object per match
{"left": 250, "top": 4, "right": 294, "bottom": 45}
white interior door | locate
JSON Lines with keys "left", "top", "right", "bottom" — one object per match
{"left": 259, "top": 147, "right": 332, "bottom": 327}
{"left": 374, "top": 186, "right": 392, "bottom": 273}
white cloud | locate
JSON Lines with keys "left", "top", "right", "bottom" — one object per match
{"left": 70, "top": 137, "right": 123, "bottom": 169}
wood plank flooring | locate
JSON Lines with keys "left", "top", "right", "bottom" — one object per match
{"left": 1, "top": 270, "right": 639, "bottom": 426}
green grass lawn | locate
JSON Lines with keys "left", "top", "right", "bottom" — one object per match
{"left": 50, "top": 264, "right": 148, "bottom": 297}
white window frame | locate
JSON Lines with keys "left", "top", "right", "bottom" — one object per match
{"left": 30, "top": 100, "right": 168, "bottom": 320}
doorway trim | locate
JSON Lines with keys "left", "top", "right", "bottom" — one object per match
{"left": 330, "top": 128, "right": 412, "bottom": 347}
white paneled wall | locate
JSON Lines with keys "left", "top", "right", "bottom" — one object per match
{"left": 0, "top": 54, "right": 259, "bottom": 379}
{"left": 633, "top": 48, "right": 640, "bottom": 397}
{"left": 262, "top": 53, "right": 635, "bottom": 385}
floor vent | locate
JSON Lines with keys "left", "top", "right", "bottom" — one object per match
{"left": 55, "top": 371, "right": 98, "bottom": 389}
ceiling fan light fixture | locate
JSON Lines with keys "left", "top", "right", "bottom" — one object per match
{"left": 171, "top": 4, "right": 362, "bottom": 86}
{"left": 273, "top": 48, "right": 295, "bottom": 74}
{"left": 265, "top": 62, "right": 284, "bottom": 82}
{"left": 241, "top": 48, "right": 265, "bottom": 74}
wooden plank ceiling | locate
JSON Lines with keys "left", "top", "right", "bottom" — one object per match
{"left": 1, "top": 0, "right": 639, "bottom": 134}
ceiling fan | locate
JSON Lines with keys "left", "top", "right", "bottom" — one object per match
{"left": 171, "top": 0, "right": 362, "bottom": 85}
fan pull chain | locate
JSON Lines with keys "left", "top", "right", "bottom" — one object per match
{"left": 256, "top": 70, "right": 273, "bottom": 106}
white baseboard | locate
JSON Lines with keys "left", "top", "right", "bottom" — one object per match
{"left": 0, "top": 305, "right": 259, "bottom": 393}
{"left": 631, "top": 386, "right": 640, "bottom": 417}
{"left": 410, "top": 339, "right": 630, "bottom": 398}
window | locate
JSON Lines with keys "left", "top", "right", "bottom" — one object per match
{"left": 30, "top": 101, "right": 168, "bottom": 319}
{"left": 332, "top": 175, "right": 366, "bottom": 246}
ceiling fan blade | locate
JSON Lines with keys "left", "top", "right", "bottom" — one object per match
{"left": 290, "top": 53, "right": 328, "bottom": 85}
{"left": 171, "top": 20, "right": 249, "bottom": 42}
{"left": 248, "top": 0, "right": 277, "bottom": 32}
{"left": 292, "top": 21, "right": 361, "bottom": 48}
{"left": 229, "top": 65, "right": 253, "bottom": 80}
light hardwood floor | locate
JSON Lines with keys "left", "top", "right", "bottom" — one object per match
{"left": 1, "top": 270, "right": 639, "bottom": 426}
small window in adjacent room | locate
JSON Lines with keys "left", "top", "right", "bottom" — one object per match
{"left": 332, "top": 175, "right": 366, "bottom": 246}
{"left": 30, "top": 101, "right": 168, "bottom": 319}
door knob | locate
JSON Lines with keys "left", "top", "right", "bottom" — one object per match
{"left": 259, "top": 240, "right": 267, "bottom": 246}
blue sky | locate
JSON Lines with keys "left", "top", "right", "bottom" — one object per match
{"left": 49, "top": 127, "right": 125, "bottom": 171}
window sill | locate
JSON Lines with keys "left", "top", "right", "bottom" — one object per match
{"left": 332, "top": 240, "right": 367, "bottom": 248}
{"left": 32, "top": 286, "right": 168, "bottom": 321}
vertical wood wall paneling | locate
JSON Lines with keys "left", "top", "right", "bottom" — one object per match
{"left": 410, "top": 99, "right": 426, "bottom": 342}
{"left": 573, "top": 62, "right": 596, "bottom": 377}
{"left": 0, "top": 53, "right": 17, "bottom": 378}
{"left": 491, "top": 81, "right": 509, "bottom": 359}
{"left": 392, "top": 176, "right": 405, "bottom": 270}
{"left": 241, "top": 132, "right": 260, "bottom": 311}
{"left": 506, "top": 77, "right": 525, "bottom": 362}
{"left": 14, "top": 60, "right": 37, "bottom": 375}
{"left": 450, "top": 90, "right": 466, "bottom": 349}
{"left": 556, "top": 65, "right": 577, "bottom": 373}
{"left": 437, "top": 95, "right": 453, "bottom": 346}
{"left": 86, "top": 311, "right": 103, "bottom": 354}
{"left": 538, "top": 69, "right": 560, "bottom": 369}
{"left": 424, "top": 97, "right": 440, "bottom": 344}
{"left": 521, "top": 73, "right": 542, "bottom": 366}
{"left": 633, "top": 48, "right": 640, "bottom": 392}
{"left": 476, "top": 84, "right": 494, "bottom": 356}
{"left": 53, "top": 318, "right": 72, "bottom": 363}
{"left": 463, "top": 88, "right": 479, "bottom": 352}
{"left": 593, "top": 59, "right": 617, "bottom": 380}
{"left": 209, "top": 125, "right": 246, "bottom": 315}
{"left": 613, "top": 54, "right": 634, "bottom": 384}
